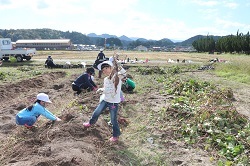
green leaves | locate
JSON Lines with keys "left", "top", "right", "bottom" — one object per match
{"left": 160, "top": 75, "right": 250, "bottom": 165}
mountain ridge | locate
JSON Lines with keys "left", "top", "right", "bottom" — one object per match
{"left": 0, "top": 28, "right": 223, "bottom": 46}
{"left": 86, "top": 33, "right": 222, "bottom": 45}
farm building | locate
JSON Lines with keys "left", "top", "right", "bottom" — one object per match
{"left": 135, "top": 45, "right": 148, "bottom": 52}
{"left": 15, "top": 39, "right": 72, "bottom": 50}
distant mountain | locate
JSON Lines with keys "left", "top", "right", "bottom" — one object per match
{"left": 87, "top": 33, "right": 225, "bottom": 46}
{"left": 87, "top": 33, "right": 117, "bottom": 39}
{"left": 137, "top": 38, "right": 148, "bottom": 42}
{"left": 0, "top": 28, "right": 228, "bottom": 48}
{"left": 119, "top": 35, "right": 133, "bottom": 41}
{"left": 171, "top": 39, "right": 183, "bottom": 43}
{"left": 87, "top": 33, "right": 182, "bottom": 43}
{"left": 160, "top": 38, "right": 174, "bottom": 44}
{"left": 87, "top": 33, "right": 98, "bottom": 38}
{"left": 101, "top": 33, "right": 117, "bottom": 38}
{"left": 179, "top": 35, "right": 222, "bottom": 46}
{"left": 130, "top": 37, "right": 139, "bottom": 41}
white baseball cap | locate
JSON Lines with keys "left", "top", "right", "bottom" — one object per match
{"left": 37, "top": 93, "right": 52, "bottom": 103}
{"left": 97, "top": 61, "right": 113, "bottom": 71}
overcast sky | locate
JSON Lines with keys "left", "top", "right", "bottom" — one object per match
{"left": 0, "top": 0, "right": 250, "bottom": 41}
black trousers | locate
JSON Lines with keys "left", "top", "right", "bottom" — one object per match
{"left": 72, "top": 84, "right": 81, "bottom": 94}
{"left": 72, "top": 84, "right": 91, "bottom": 95}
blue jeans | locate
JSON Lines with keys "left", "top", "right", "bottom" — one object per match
{"left": 16, "top": 115, "right": 37, "bottom": 126}
{"left": 89, "top": 100, "right": 121, "bottom": 137}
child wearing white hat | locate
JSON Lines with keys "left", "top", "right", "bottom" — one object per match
{"left": 83, "top": 60, "right": 125, "bottom": 142}
{"left": 16, "top": 93, "right": 61, "bottom": 128}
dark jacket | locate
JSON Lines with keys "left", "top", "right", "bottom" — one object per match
{"left": 97, "top": 52, "right": 106, "bottom": 60}
{"left": 73, "top": 73, "right": 97, "bottom": 90}
{"left": 45, "top": 58, "right": 56, "bottom": 67}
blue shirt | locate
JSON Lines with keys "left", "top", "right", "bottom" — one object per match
{"left": 17, "top": 102, "right": 57, "bottom": 121}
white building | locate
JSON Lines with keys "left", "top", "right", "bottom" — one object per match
{"left": 15, "top": 39, "right": 72, "bottom": 50}
{"left": 135, "top": 45, "right": 148, "bottom": 51}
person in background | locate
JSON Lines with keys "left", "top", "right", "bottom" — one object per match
{"left": 83, "top": 61, "right": 123, "bottom": 142}
{"left": 16, "top": 93, "right": 62, "bottom": 128}
{"left": 45, "top": 55, "right": 57, "bottom": 68}
{"left": 122, "top": 76, "right": 136, "bottom": 93}
{"left": 72, "top": 67, "right": 97, "bottom": 95}
{"left": 96, "top": 49, "right": 106, "bottom": 78}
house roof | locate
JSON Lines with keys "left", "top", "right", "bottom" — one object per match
{"left": 16, "top": 39, "right": 71, "bottom": 44}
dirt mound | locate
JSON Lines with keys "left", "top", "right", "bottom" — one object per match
{"left": 0, "top": 71, "right": 129, "bottom": 166}
{"left": 0, "top": 72, "right": 66, "bottom": 109}
{"left": 0, "top": 72, "right": 67, "bottom": 140}
{"left": 1, "top": 111, "right": 112, "bottom": 166}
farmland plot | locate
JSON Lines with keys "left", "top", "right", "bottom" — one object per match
{"left": 0, "top": 51, "right": 249, "bottom": 165}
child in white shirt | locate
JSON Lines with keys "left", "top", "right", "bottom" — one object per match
{"left": 83, "top": 60, "right": 123, "bottom": 142}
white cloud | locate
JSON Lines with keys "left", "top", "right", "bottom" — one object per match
{"left": 37, "top": 0, "right": 49, "bottom": 9}
{"left": 189, "top": 0, "right": 219, "bottom": 6}
{"left": 198, "top": 8, "right": 219, "bottom": 19}
{"left": 0, "top": 0, "right": 248, "bottom": 40}
{"left": 215, "top": 19, "right": 250, "bottom": 34}
{"left": 88, "top": 0, "right": 137, "bottom": 13}
{"left": 0, "top": 0, "right": 11, "bottom": 5}
{"left": 222, "top": 1, "right": 239, "bottom": 9}
{"left": 189, "top": 0, "right": 239, "bottom": 9}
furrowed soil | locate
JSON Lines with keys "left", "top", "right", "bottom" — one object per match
{"left": 0, "top": 53, "right": 249, "bottom": 166}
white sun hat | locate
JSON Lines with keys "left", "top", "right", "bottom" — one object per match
{"left": 37, "top": 93, "right": 52, "bottom": 103}
{"left": 97, "top": 61, "right": 113, "bottom": 71}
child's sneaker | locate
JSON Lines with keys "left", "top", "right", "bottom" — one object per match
{"left": 24, "top": 124, "right": 33, "bottom": 129}
{"left": 83, "top": 122, "right": 91, "bottom": 128}
{"left": 109, "top": 137, "right": 118, "bottom": 142}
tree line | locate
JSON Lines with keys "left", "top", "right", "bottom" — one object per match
{"left": 0, "top": 28, "right": 179, "bottom": 49}
{"left": 0, "top": 29, "right": 123, "bottom": 48}
{"left": 3, "top": 28, "right": 249, "bottom": 52}
{"left": 192, "top": 31, "right": 250, "bottom": 55}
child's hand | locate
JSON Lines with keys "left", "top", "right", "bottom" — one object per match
{"left": 96, "top": 88, "right": 104, "bottom": 93}
{"left": 56, "top": 117, "right": 62, "bottom": 121}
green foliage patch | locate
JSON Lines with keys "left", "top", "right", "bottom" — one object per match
{"left": 160, "top": 76, "right": 250, "bottom": 165}
{"left": 0, "top": 72, "right": 7, "bottom": 80}
{"left": 214, "top": 61, "right": 250, "bottom": 85}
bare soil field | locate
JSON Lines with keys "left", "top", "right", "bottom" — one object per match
{"left": 0, "top": 51, "right": 249, "bottom": 165}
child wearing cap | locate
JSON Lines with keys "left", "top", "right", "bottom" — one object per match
{"left": 83, "top": 60, "right": 124, "bottom": 142}
{"left": 16, "top": 93, "right": 61, "bottom": 128}
{"left": 72, "top": 67, "right": 98, "bottom": 95}
{"left": 122, "top": 76, "right": 136, "bottom": 93}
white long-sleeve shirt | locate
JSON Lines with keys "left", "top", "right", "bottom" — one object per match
{"left": 103, "top": 74, "right": 122, "bottom": 103}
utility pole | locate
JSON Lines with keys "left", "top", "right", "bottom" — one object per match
{"left": 104, "top": 38, "right": 107, "bottom": 49}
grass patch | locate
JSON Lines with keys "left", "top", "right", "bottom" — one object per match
{"left": 0, "top": 66, "right": 45, "bottom": 85}
{"left": 214, "top": 57, "right": 250, "bottom": 85}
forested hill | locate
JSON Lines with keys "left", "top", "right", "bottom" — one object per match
{"left": 0, "top": 29, "right": 92, "bottom": 45}
{"left": 177, "top": 35, "right": 222, "bottom": 46}
{"left": 0, "top": 28, "right": 223, "bottom": 47}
